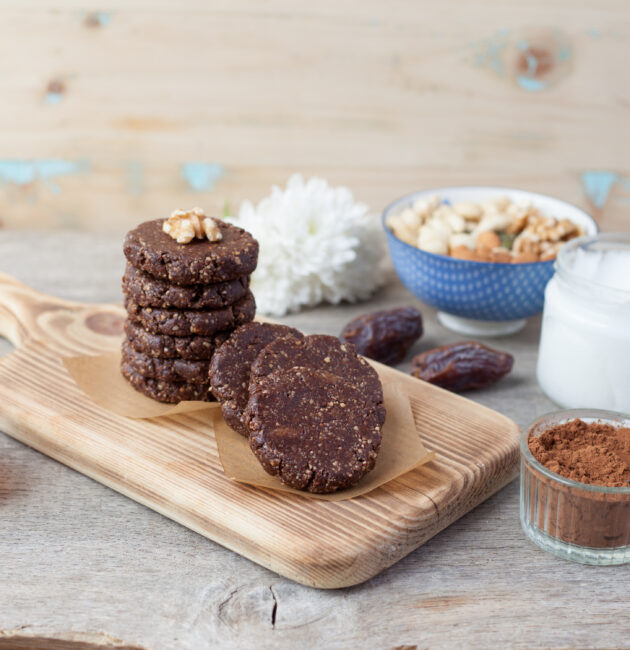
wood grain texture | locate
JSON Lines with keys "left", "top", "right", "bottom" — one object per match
{"left": 1, "top": 232, "right": 628, "bottom": 650}
{"left": 0, "top": 272, "right": 518, "bottom": 589}
{"left": 0, "top": 1, "right": 628, "bottom": 232}
{"left": 0, "top": 635, "right": 145, "bottom": 650}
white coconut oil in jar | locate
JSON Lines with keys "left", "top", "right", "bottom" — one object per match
{"left": 537, "top": 233, "right": 630, "bottom": 412}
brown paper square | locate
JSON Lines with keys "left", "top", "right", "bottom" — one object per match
{"left": 63, "top": 351, "right": 219, "bottom": 419}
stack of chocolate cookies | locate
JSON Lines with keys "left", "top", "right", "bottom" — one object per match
{"left": 120, "top": 214, "right": 259, "bottom": 403}
{"left": 210, "top": 323, "right": 386, "bottom": 493}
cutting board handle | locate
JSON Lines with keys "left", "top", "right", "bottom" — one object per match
{"left": 0, "top": 272, "right": 125, "bottom": 355}
{"left": 0, "top": 273, "right": 54, "bottom": 347}
{"left": 0, "top": 273, "right": 94, "bottom": 348}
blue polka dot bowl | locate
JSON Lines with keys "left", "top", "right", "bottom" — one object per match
{"left": 383, "top": 187, "right": 598, "bottom": 337}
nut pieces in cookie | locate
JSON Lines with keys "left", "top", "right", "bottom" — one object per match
{"left": 247, "top": 366, "right": 383, "bottom": 493}
{"left": 163, "top": 207, "right": 223, "bottom": 244}
{"left": 209, "top": 322, "right": 302, "bottom": 436}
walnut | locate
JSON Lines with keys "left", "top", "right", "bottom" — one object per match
{"left": 162, "top": 208, "right": 223, "bottom": 244}
{"left": 505, "top": 208, "right": 530, "bottom": 235}
{"left": 202, "top": 216, "right": 223, "bottom": 241}
{"left": 512, "top": 231, "right": 542, "bottom": 256}
{"left": 512, "top": 213, "right": 585, "bottom": 257}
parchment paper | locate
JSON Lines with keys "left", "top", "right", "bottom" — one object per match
{"left": 213, "top": 382, "right": 435, "bottom": 501}
{"left": 64, "top": 350, "right": 434, "bottom": 499}
{"left": 63, "top": 352, "right": 219, "bottom": 418}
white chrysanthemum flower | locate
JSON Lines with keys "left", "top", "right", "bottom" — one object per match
{"left": 226, "top": 175, "right": 385, "bottom": 316}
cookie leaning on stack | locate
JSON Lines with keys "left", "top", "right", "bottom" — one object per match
{"left": 120, "top": 208, "right": 259, "bottom": 403}
{"left": 210, "top": 324, "right": 386, "bottom": 493}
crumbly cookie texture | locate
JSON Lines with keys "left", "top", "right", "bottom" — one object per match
{"left": 121, "top": 340, "right": 212, "bottom": 383}
{"left": 249, "top": 333, "right": 385, "bottom": 426}
{"left": 123, "top": 218, "right": 259, "bottom": 285}
{"left": 124, "top": 320, "right": 228, "bottom": 360}
{"left": 124, "top": 291, "right": 256, "bottom": 336}
{"left": 122, "top": 263, "right": 250, "bottom": 310}
{"left": 247, "top": 366, "right": 383, "bottom": 493}
{"left": 209, "top": 322, "right": 301, "bottom": 436}
{"left": 163, "top": 207, "right": 223, "bottom": 244}
{"left": 120, "top": 362, "right": 215, "bottom": 403}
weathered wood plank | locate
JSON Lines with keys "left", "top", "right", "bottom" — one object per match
{"left": 0, "top": 2, "right": 627, "bottom": 232}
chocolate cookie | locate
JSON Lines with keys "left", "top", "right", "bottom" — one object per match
{"left": 124, "top": 291, "right": 256, "bottom": 336}
{"left": 123, "top": 263, "right": 250, "bottom": 310}
{"left": 121, "top": 363, "right": 215, "bottom": 403}
{"left": 122, "top": 340, "right": 211, "bottom": 383}
{"left": 209, "top": 322, "right": 301, "bottom": 436}
{"left": 247, "top": 366, "right": 383, "bottom": 493}
{"left": 124, "top": 321, "right": 227, "bottom": 360}
{"left": 249, "top": 333, "right": 385, "bottom": 425}
{"left": 123, "top": 218, "right": 259, "bottom": 285}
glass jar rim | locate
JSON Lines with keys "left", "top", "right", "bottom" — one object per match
{"left": 556, "top": 232, "right": 630, "bottom": 300}
{"left": 521, "top": 408, "right": 630, "bottom": 494}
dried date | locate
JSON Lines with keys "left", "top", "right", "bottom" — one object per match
{"left": 341, "top": 306, "right": 423, "bottom": 365}
{"left": 411, "top": 341, "right": 513, "bottom": 392}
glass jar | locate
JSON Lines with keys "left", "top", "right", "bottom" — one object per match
{"left": 537, "top": 233, "right": 630, "bottom": 412}
{"left": 521, "top": 409, "right": 630, "bottom": 565}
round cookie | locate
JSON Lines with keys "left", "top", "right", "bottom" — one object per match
{"left": 247, "top": 366, "right": 383, "bottom": 493}
{"left": 124, "top": 291, "right": 256, "bottom": 336}
{"left": 122, "top": 340, "right": 211, "bottom": 383}
{"left": 122, "top": 263, "right": 250, "bottom": 310}
{"left": 124, "top": 320, "right": 227, "bottom": 360}
{"left": 249, "top": 333, "right": 385, "bottom": 426}
{"left": 123, "top": 218, "right": 259, "bottom": 285}
{"left": 209, "top": 322, "right": 301, "bottom": 436}
{"left": 121, "top": 363, "right": 214, "bottom": 403}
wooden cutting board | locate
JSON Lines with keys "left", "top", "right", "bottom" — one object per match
{"left": 0, "top": 273, "right": 520, "bottom": 589}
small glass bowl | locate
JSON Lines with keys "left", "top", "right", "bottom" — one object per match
{"left": 520, "top": 409, "right": 630, "bottom": 565}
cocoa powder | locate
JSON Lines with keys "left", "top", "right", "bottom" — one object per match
{"left": 523, "top": 418, "right": 630, "bottom": 550}
{"left": 528, "top": 419, "right": 630, "bottom": 487}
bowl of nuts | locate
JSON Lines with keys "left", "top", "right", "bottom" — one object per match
{"left": 383, "top": 187, "right": 598, "bottom": 336}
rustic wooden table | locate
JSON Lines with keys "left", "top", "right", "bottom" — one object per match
{"left": 0, "top": 232, "right": 628, "bottom": 650}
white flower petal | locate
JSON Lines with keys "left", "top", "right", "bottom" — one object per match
{"left": 229, "top": 174, "right": 385, "bottom": 316}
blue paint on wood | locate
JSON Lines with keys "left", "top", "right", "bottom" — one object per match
{"left": 45, "top": 91, "right": 63, "bottom": 105}
{"left": 0, "top": 159, "right": 88, "bottom": 193}
{"left": 582, "top": 171, "right": 620, "bottom": 208}
{"left": 83, "top": 11, "right": 112, "bottom": 27}
{"left": 94, "top": 12, "right": 112, "bottom": 27}
{"left": 181, "top": 163, "right": 225, "bottom": 191}
{"left": 558, "top": 47, "right": 571, "bottom": 62}
{"left": 475, "top": 29, "right": 572, "bottom": 92}
{"left": 516, "top": 76, "right": 547, "bottom": 92}
{"left": 523, "top": 52, "right": 538, "bottom": 75}
{"left": 126, "top": 161, "right": 144, "bottom": 195}
{"left": 471, "top": 30, "right": 511, "bottom": 77}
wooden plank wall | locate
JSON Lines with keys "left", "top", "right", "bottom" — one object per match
{"left": 0, "top": 0, "right": 628, "bottom": 233}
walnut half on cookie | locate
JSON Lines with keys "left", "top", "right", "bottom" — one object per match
{"left": 162, "top": 207, "right": 223, "bottom": 244}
